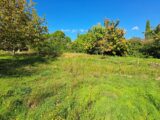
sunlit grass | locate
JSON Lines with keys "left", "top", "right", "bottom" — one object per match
{"left": 0, "top": 53, "right": 160, "bottom": 120}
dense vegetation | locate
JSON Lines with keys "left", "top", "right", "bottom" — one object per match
{"left": 36, "top": 31, "right": 71, "bottom": 57}
{"left": 0, "top": 0, "right": 159, "bottom": 58}
{"left": 0, "top": 0, "right": 160, "bottom": 120}
{"left": 71, "top": 20, "right": 160, "bottom": 58}
{"left": 0, "top": 0, "right": 47, "bottom": 54}
{"left": 72, "top": 20, "right": 129, "bottom": 56}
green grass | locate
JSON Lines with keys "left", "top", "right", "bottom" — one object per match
{"left": 0, "top": 53, "right": 160, "bottom": 120}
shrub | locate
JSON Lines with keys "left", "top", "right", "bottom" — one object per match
{"left": 47, "top": 31, "right": 72, "bottom": 52}
{"left": 36, "top": 40, "right": 62, "bottom": 57}
{"left": 128, "top": 37, "right": 144, "bottom": 57}
{"left": 141, "top": 39, "right": 160, "bottom": 58}
{"left": 71, "top": 31, "right": 100, "bottom": 54}
{"left": 140, "top": 24, "right": 160, "bottom": 58}
{"left": 71, "top": 39, "right": 86, "bottom": 53}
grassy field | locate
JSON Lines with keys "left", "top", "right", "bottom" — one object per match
{"left": 0, "top": 53, "right": 160, "bottom": 120}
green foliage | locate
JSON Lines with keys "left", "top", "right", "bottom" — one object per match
{"left": 71, "top": 25, "right": 105, "bottom": 53}
{"left": 153, "top": 24, "right": 160, "bottom": 40}
{"left": 141, "top": 24, "right": 160, "bottom": 58}
{"left": 87, "top": 24, "right": 106, "bottom": 54}
{"left": 127, "top": 23, "right": 160, "bottom": 59}
{"left": 36, "top": 39, "right": 63, "bottom": 57}
{"left": 97, "top": 20, "right": 129, "bottom": 56}
{"left": 145, "top": 20, "right": 152, "bottom": 40}
{"left": 47, "top": 31, "right": 72, "bottom": 52}
{"left": 128, "top": 37, "right": 144, "bottom": 57}
{"left": 0, "top": 0, "right": 47, "bottom": 54}
{"left": 34, "top": 31, "right": 72, "bottom": 57}
{"left": 71, "top": 34, "right": 89, "bottom": 53}
{"left": 141, "top": 39, "right": 160, "bottom": 58}
{"left": 73, "top": 20, "right": 129, "bottom": 56}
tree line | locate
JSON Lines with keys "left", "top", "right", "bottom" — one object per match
{"left": 0, "top": 0, "right": 159, "bottom": 58}
{"left": 69, "top": 20, "right": 160, "bottom": 58}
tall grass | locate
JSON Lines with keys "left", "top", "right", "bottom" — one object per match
{"left": 0, "top": 53, "right": 160, "bottom": 120}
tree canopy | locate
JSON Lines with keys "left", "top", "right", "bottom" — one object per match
{"left": 72, "top": 20, "right": 129, "bottom": 56}
{"left": 0, "top": 0, "right": 47, "bottom": 54}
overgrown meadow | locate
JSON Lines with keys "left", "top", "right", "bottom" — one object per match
{"left": 0, "top": 53, "right": 160, "bottom": 120}
{"left": 0, "top": 0, "right": 160, "bottom": 120}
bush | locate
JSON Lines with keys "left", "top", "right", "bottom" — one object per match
{"left": 141, "top": 39, "right": 160, "bottom": 58}
{"left": 71, "top": 40, "right": 86, "bottom": 53}
{"left": 140, "top": 24, "right": 160, "bottom": 58}
{"left": 71, "top": 32, "right": 99, "bottom": 54}
{"left": 128, "top": 38, "right": 144, "bottom": 57}
{"left": 36, "top": 40, "right": 62, "bottom": 57}
{"left": 47, "top": 31, "right": 72, "bottom": 52}
{"left": 34, "top": 31, "right": 72, "bottom": 57}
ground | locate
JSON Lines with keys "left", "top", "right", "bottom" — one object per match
{"left": 0, "top": 53, "right": 160, "bottom": 120}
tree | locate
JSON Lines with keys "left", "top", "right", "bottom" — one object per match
{"left": 0, "top": 0, "right": 47, "bottom": 54}
{"left": 73, "top": 19, "right": 129, "bottom": 56}
{"left": 145, "top": 20, "right": 152, "bottom": 40}
{"left": 154, "top": 24, "right": 160, "bottom": 39}
{"left": 97, "top": 19, "right": 129, "bottom": 56}
{"left": 47, "top": 31, "right": 71, "bottom": 51}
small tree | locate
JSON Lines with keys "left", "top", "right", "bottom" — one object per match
{"left": 97, "top": 19, "right": 129, "bottom": 56}
{"left": 72, "top": 20, "right": 129, "bottom": 56}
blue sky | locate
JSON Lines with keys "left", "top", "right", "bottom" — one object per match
{"left": 34, "top": 0, "right": 160, "bottom": 40}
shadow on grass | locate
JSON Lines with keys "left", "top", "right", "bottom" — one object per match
{"left": 0, "top": 53, "right": 56, "bottom": 78}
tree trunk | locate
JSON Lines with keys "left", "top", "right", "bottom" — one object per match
{"left": 17, "top": 49, "right": 20, "bottom": 53}
{"left": 12, "top": 49, "right": 16, "bottom": 56}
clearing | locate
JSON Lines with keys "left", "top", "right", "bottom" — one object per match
{"left": 0, "top": 53, "right": 160, "bottom": 120}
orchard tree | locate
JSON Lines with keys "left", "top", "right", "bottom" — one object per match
{"left": 73, "top": 19, "right": 129, "bottom": 56}
{"left": 0, "top": 0, "right": 47, "bottom": 54}
{"left": 97, "top": 19, "right": 129, "bottom": 56}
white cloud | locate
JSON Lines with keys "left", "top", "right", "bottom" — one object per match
{"left": 61, "top": 29, "right": 88, "bottom": 33}
{"left": 132, "top": 26, "right": 139, "bottom": 31}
